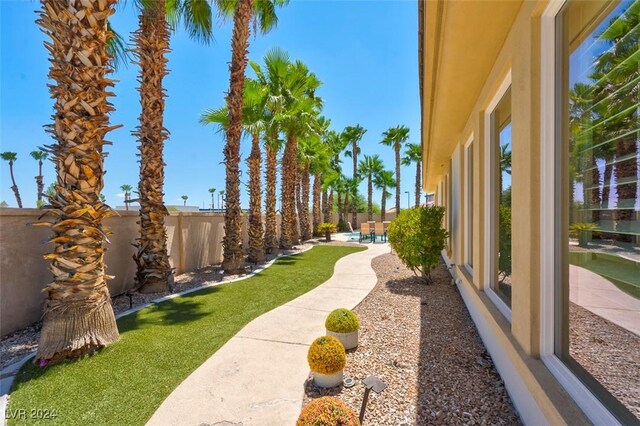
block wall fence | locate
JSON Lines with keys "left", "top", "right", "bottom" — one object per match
{"left": 0, "top": 208, "right": 395, "bottom": 336}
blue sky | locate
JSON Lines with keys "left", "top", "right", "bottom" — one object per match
{"left": 0, "top": 0, "right": 421, "bottom": 210}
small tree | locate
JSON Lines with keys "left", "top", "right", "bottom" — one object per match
{"left": 317, "top": 222, "right": 337, "bottom": 242}
{"left": 388, "top": 206, "right": 448, "bottom": 283}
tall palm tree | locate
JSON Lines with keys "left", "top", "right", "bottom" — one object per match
{"left": 402, "top": 143, "right": 422, "bottom": 207}
{"left": 373, "top": 169, "right": 395, "bottom": 221}
{"left": 30, "top": 150, "right": 48, "bottom": 205}
{"left": 201, "top": 78, "right": 269, "bottom": 263}
{"left": 249, "top": 48, "right": 290, "bottom": 253}
{"left": 278, "top": 61, "right": 322, "bottom": 249}
{"left": 358, "top": 154, "right": 383, "bottom": 221}
{"left": 132, "top": 0, "right": 213, "bottom": 293}
{"left": 209, "top": 187, "right": 216, "bottom": 210}
{"left": 120, "top": 184, "right": 133, "bottom": 210}
{"left": 1, "top": 152, "right": 22, "bottom": 208}
{"left": 181, "top": 195, "right": 188, "bottom": 206}
{"left": 219, "top": 190, "right": 225, "bottom": 209}
{"left": 343, "top": 124, "right": 366, "bottom": 228}
{"left": 323, "top": 130, "right": 348, "bottom": 223}
{"left": 35, "top": 0, "right": 120, "bottom": 363}
{"left": 217, "top": 0, "right": 288, "bottom": 273}
{"left": 298, "top": 129, "right": 327, "bottom": 240}
{"left": 381, "top": 125, "right": 410, "bottom": 213}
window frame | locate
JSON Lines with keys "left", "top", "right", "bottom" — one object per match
{"left": 483, "top": 70, "right": 512, "bottom": 322}
{"left": 464, "top": 133, "right": 474, "bottom": 274}
{"left": 539, "top": 0, "right": 631, "bottom": 424}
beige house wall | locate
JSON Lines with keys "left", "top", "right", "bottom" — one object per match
{"left": 421, "top": 0, "right": 596, "bottom": 424}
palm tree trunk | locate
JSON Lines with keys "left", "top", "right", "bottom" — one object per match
{"left": 36, "top": 159, "right": 44, "bottom": 203}
{"left": 415, "top": 161, "right": 421, "bottom": 207}
{"left": 294, "top": 166, "right": 301, "bottom": 243}
{"left": 327, "top": 190, "right": 334, "bottom": 222}
{"left": 132, "top": 2, "right": 173, "bottom": 293}
{"left": 367, "top": 174, "right": 373, "bottom": 221}
{"left": 36, "top": 0, "right": 119, "bottom": 363}
{"left": 602, "top": 161, "right": 613, "bottom": 209}
{"left": 313, "top": 173, "right": 322, "bottom": 235}
{"left": 351, "top": 192, "right": 358, "bottom": 229}
{"left": 280, "top": 133, "right": 298, "bottom": 249}
{"left": 614, "top": 139, "right": 637, "bottom": 241}
{"left": 8, "top": 161, "right": 23, "bottom": 208}
{"left": 589, "top": 155, "right": 601, "bottom": 223}
{"left": 337, "top": 192, "right": 343, "bottom": 225}
{"left": 222, "top": 0, "right": 252, "bottom": 272}
{"left": 264, "top": 142, "right": 278, "bottom": 253}
{"left": 381, "top": 189, "right": 387, "bottom": 221}
{"left": 247, "top": 132, "right": 265, "bottom": 263}
{"left": 395, "top": 144, "right": 401, "bottom": 213}
{"left": 300, "top": 163, "right": 312, "bottom": 241}
{"left": 343, "top": 193, "right": 350, "bottom": 225}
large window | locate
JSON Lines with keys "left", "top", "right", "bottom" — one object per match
{"left": 558, "top": 0, "right": 639, "bottom": 421}
{"left": 490, "top": 88, "right": 513, "bottom": 307}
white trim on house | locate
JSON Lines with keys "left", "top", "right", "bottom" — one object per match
{"left": 463, "top": 133, "right": 474, "bottom": 275}
{"left": 539, "top": 1, "right": 621, "bottom": 424}
{"left": 483, "top": 69, "right": 512, "bottom": 319}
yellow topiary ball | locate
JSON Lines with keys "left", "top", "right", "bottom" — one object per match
{"left": 297, "top": 396, "right": 360, "bottom": 426}
{"left": 307, "top": 336, "right": 346, "bottom": 375}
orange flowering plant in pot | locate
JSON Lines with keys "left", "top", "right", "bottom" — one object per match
{"left": 297, "top": 396, "right": 360, "bottom": 425}
{"left": 307, "top": 335, "right": 346, "bottom": 388}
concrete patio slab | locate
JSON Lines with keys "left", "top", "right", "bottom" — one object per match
{"left": 147, "top": 242, "right": 389, "bottom": 425}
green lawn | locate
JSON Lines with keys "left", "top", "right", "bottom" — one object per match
{"left": 8, "top": 245, "right": 364, "bottom": 426}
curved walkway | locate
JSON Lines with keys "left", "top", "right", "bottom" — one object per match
{"left": 569, "top": 265, "right": 640, "bottom": 335}
{"left": 147, "top": 241, "right": 390, "bottom": 426}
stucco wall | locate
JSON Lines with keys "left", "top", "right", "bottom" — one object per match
{"left": 0, "top": 209, "right": 237, "bottom": 336}
{"left": 0, "top": 208, "right": 398, "bottom": 336}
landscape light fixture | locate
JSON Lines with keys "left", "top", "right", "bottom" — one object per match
{"left": 359, "top": 375, "right": 387, "bottom": 424}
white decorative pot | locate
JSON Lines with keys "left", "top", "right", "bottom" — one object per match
{"left": 313, "top": 370, "right": 343, "bottom": 388}
{"left": 326, "top": 330, "right": 359, "bottom": 350}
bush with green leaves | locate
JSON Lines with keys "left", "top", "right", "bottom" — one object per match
{"left": 317, "top": 223, "right": 337, "bottom": 242}
{"left": 325, "top": 308, "right": 360, "bottom": 333}
{"left": 387, "top": 206, "right": 448, "bottom": 283}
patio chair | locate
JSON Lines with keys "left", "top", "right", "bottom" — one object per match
{"left": 359, "top": 223, "right": 371, "bottom": 243}
{"left": 374, "top": 222, "right": 386, "bottom": 243}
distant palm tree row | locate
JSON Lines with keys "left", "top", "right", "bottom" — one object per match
{"left": 202, "top": 46, "right": 421, "bottom": 270}
{"left": 21, "top": 0, "right": 421, "bottom": 365}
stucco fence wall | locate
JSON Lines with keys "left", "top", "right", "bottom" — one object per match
{"left": 0, "top": 209, "right": 397, "bottom": 336}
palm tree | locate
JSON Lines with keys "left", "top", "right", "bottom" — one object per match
{"left": 131, "top": 0, "right": 213, "bottom": 293}
{"left": 381, "top": 125, "right": 410, "bottom": 213}
{"left": 323, "top": 130, "right": 348, "bottom": 223}
{"left": 219, "top": 190, "right": 225, "bottom": 209}
{"left": 217, "top": 0, "right": 288, "bottom": 273}
{"left": 343, "top": 124, "right": 366, "bottom": 228}
{"left": 299, "top": 128, "right": 328, "bottom": 240}
{"left": 30, "top": 150, "right": 48, "bottom": 205}
{"left": 402, "top": 143, "right": 422, "bottom": 207}
{"left": 249, "top": 48, "right": 291, "bottom": 253}
{"left": 181, "top": 195, "right": 188, "bottom": 206}
{"left": 278, "top": 61, "right": 322, "bottom": 249}
{"left": 1, "top": 152, "right": 22, "bottom": 208}
{"left": 201, "top": 78, "right": 269, "bottom": 263}
{"left": 373, "top": 169, "right": 395, "bottom": 221}
{"left": 120, "top": 184, "right": 133, "bottom": 210}
{"left": 358, "top": 154, "right": 383, "bottom": 220}
{"left": 35, "top": 0, "right": 119, "bottom": 363}
{"left": 499, "top": 144, "right": 512, "bottom": 202}
{"left": 209, "top": 187, "right": 216, "bottom": 210}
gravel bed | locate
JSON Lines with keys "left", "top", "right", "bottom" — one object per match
{"left": 569, "top": 302, "right": 640, "bottom": 418}
{"left": 0, "top": 241, "right": 337, "bottom": 371}
{"left": 303, "top": 253, "right": 521, "bottom": 425}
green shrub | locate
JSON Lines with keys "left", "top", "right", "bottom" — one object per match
{"left": 297, "top": 397, "right": 360, "bottom": 426}
{"left": 325, "top": 308, "right": 360, "bottom": 333}
{"left": 387, "top": 206, "right": 448, "bottom": 283}
{"left": 569, "top": 222, "right": 599, "bottom": 238}
{"left": 317, "top": 223, "right": 337, "bottom": 242}
{"left": 498, "top": 205, "right": 512, "bottom": 284}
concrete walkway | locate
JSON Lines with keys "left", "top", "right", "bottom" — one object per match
{"left": 569, "top": 265, "right": 640, "bottom": 335}
{"left": 147, "top": 241, "right": 390, "bottom": 426}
